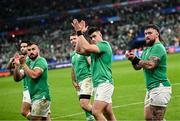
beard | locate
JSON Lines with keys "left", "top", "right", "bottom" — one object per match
{"left": 29, "top": 54, "right": 38, "bottom": 60}
{"left": 146, "top": 39, "right": 155, "bottom": 47}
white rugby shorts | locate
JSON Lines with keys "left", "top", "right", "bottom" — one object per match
{"left": 94, "top": 82, "right": 114, "bottom": 103}
{"left": 77, "top": 77, "right": 93, "bottom": 96}
{"left": 23, "top": 90, "right": 31, "bottom": 104}
{"left": 145, "top": 83, "right": 172, "bottom": 107}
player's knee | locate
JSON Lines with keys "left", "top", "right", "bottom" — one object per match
{"left": 104, "top": 110, "right": 113, "bottom": 117}
{"left": 80, "top": 100, "right": 89, "bottom": 110}
{"left": 92, "top": 108, "right": 100, "bottom": 117}
{"left": 144, "top": 114, "right": 153, "bottom": 121}
{"left": 144, "top": 117, "right": 152, "bottom": 121}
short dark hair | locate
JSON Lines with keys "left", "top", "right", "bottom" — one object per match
{"left": 27, "top": 41, "right": 38, "bottom": 47}
{"left": 20, "top": 40, "right": 29, "bottom": 45}
{"left": 144, "top": 24, "right": 160, "bottom": 33}
{"left": 70, "top": 31, "right": 77, "bottom": 36}
{"left": 88, "top": 27, "right": 100, "bottom": 35}
{"left": 19, "top": 40, "right": 29, "bottom": 50}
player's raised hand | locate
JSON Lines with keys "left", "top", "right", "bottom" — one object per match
{"left": 125, "top": 51, "right": 135, "bottom": 61}
{"left": 79, "top": 20, "right": 88, "bottom": 33}
{"left": 71, "top": 19, "right": 82, "bottom": 32}
{"left": 19, "top": 55, "right": 26, "bottom": 65}
{"left": 14, "top": 53, "right": 20, "bottom": 66}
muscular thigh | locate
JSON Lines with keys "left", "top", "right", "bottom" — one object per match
{"left": 21, "top": 102, "right": 31, "bottom": 111}
{"left": 150, "top": 105, "right": 166, "bottom": 120}
{"left": 93, "top": 100, "right": 107, "bottom": 113}
{"left": 144, "top": 85, "right": 171, "bottom": 120}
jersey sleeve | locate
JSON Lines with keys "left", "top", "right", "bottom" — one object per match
{"left": 34, "top": 58, "right": 47, "bottom": 72}
{"left": 97, "top": 41, "right": 110, "bottom": 53}
{"left": 149, "top": 44, "right": 166, "bottom": 59}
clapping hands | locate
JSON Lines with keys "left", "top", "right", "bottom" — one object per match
{"left": 125, "top": 51, "right": 135, "bottom": 61}
{"left": 71, "top": 19, "right": 88, "bottom": 33}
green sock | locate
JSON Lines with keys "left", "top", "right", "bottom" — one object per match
{"left": 85, "top": 111, "right": 94, "bottom": 121}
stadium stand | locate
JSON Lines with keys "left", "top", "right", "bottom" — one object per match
{"left": 0, "top": 0, "right": 179, "bottom": 70}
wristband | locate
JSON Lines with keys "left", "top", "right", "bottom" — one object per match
{"left": 77, "top": 31, "right": 83, "bottom": 36}
{"left": 131, "top": 56, "right": 140, "bottom": 65}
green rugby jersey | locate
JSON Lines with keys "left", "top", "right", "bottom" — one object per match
{"left": 90, "top": 41, "right": 113, "bottom": 87}
{"left": 24, "top": 57, "right": 51, "bottom": 102}
{"left": 141, "top": 42, "right": 171, "bottom": 91}
{"left": 70, "top": 51, "right": 91, "bottom": 83}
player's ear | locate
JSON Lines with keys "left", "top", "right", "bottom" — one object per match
{"left": 99, "top": 32, "right": 102, "bottom": 37}
{"left": 154, "top": 29, "right": 159, "bottom": 36}
{"left": 156, "top": 32, "right": 159, "bottom": 36}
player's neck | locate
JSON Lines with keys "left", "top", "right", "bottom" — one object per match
{"left": 31, "top": 55, "right": 40, "bottom": 61}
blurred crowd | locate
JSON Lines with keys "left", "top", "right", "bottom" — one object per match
{"left": 0, "top": 0, "right": 180, "bottom": 68}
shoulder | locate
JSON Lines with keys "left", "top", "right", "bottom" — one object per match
{"left": 95, "top": 41, "right": 112, "bottom": 53}
{"left": 70, "top": 51, "right": 75, "bottom": 57}
{"left": 39, "top": 57, "right": 47, "bottom": 61}
{"left": 153, "top": 42, "right": 165, "bottom": 48}
{"left": 153, "top": 42, "right": 166, "bottom": 52}
{"left": 97, "top": 41, "right": 110, "bottom": 45}
{"left": 97, "top": 41, "right": 111, "bottom": 49}
{"left": 36, "top": 57, "right": 47, "bottom": 64}
{"left": 34, "top": 57, "right": 48, "bottom": 70}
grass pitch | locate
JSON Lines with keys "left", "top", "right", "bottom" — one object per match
{"left": 0, "top": 53, "right": 180, "bottom": 120}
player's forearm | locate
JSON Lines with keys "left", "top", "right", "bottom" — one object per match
{"left": 6, "top": 62, "right": 12, "bottom": 69}
{"left": 139, "top": 60, "right": 156, "bottom": 70}
{"left": 75, "top": 43, "right": 81, "bottom": 53}
{"left": 138, "top": 56, "right": 160, "bottom": 70}
{"left": 22, "top": 64, "right": 39, "bottom": 80}
{"left": 71, "top": 75, "right": 76, "bottom": 85}
{"left": 71, "top": 68, "right": 76, "bottom": 83}
{"left": 72, "top": 78, "right": 79, "bottom": 90}
{"left": 13, "top": 66, "right": 23, "bottom": 82}
{"left": 131, "top": 59, "right": 154, "bottom": 70}
{"left": 71, "top": 68, "right": 78, "bottom": 89}
{"left": 6, "top": 58, "right": 14, "bottom": 69}
{"left": 71, "top": 74, "right": 76, "bottom": 83}
{"left": 75, "top": 41, "right": 86, "bottom": 54}
{"left": 77, "top": 35, "right": 91, "bottom": 53}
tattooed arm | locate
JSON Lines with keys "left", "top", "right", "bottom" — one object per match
{"left": 139, "top": 56, "right": 160, "bottom": 70}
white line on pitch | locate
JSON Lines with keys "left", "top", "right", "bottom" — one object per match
{"left": 52, "top": 101, "right": 144, "bottom": 119}
{"left": 52, "top": 83, "right": 180, "bottom": 119}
